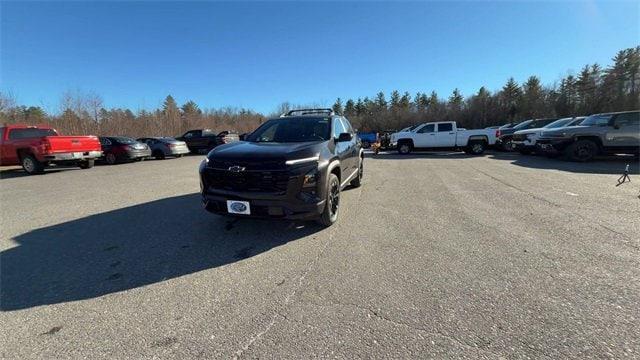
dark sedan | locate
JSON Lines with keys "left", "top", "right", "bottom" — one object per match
{"left": 99, "top": 136, "right": 152, "bottom": 165}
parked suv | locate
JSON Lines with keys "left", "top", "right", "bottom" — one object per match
{"left": 496, "top": 118, "right": 557, "bottom": 151}
{"left": 537, "top": 110, "right": 640, "bottom": 161}
{"left": 199, "top": 109, "right": 364, "bottom": 227}
{"left": 512, "top": 117, "right": 585, "bottom": 154}
{"left": 177, "top": 129, "right": 239, "bottom": 153}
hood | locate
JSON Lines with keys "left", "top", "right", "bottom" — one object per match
{"left": 207, "top": 141, "right": 324, "bottom": 162}
{"left": 542, "top": 125, "right": 591, "bottom": 135}
{"left": 514, "top": 127, "right": 545, "bottom": 135}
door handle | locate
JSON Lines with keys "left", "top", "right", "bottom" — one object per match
{"left": 430, "top": 134, "right": 435, "bottom": 136}
{"left": 449, "top": 132, "right": 454, "bottom": 134}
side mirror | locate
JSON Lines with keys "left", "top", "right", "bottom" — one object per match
{"left": 337, "top": 133, "right": 353, "bottom": 142}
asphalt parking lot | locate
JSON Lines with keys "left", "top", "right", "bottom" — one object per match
{"left": 1, "top": 152, "right": 639, "bottom": 359}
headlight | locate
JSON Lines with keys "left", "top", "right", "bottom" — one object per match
{"left": 286, "top": 156, "right": 319, "bottom": 166}
{"left": 199, "top": 157, "right": 209, "bottom": 172}
{"left": 302, "top": 168, "right": 318, "bottom": 188}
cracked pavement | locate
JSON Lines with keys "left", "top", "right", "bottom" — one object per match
{"left": 1, "top": 152, "right": 639, "bottom": 359}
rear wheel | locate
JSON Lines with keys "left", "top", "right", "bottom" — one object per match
{"left": 563, "top": 139, "right": 598, "bottom": 162}
{"left": 79, "top": 159, "right": 95, "bottom": 169}
{"left": 105, "top": 153, "right": 117, "bottom": 165}
{"left": 466, "top": 140, "right": 487, "bottom": 155}
{"left": 21, "top": 154, "right": 45, "bottom": 175}
{"left": 317, "top": 173, "right": 340, "bottom": 227}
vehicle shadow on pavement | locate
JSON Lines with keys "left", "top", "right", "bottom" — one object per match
{"left": 487, "top": 152, "right": 640, "bottom": 175}
{"left": 1, "top": 193, "right": 322, "bottom": 311}
{"left": 366, "top": 152, "right": 478, "bottom": 160}
{"left": 0, "top": 167, "right": 80, "bottom": 179}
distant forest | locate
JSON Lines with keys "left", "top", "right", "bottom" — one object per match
{"left": 1, "top": 46, "right": 638, "bottom": 137}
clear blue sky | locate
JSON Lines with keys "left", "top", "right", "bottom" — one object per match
{"left": 1, "top": 1, "right": 638, "bottom": 114}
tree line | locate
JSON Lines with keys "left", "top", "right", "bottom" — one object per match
{"left": 0, "top": 92, "right": 265, "bottom": 137}
{"left": 0, "top": 47, "right": 638, "bottom": 137}
{"left": 333, "top": 47, "right": 639, "bottom": 131}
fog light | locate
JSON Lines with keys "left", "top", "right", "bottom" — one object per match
{"left": 303, "top": 168, "right": 318, "bottom": 188}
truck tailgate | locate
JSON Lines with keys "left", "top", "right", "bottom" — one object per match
{"left": 45, "top": 136, "right": 102, "bottom": 153}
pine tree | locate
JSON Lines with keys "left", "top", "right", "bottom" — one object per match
{"left": 181, "top": 100, "right": 201, "bottom": 115}
{"left": 332, "top": 98, "right": 343, "bottom": 114}
{"left": 499, "top": 78, "right": 522, "bottom": 120}
{"left": 344, "top": 99, "right": 356, "bottom": 117}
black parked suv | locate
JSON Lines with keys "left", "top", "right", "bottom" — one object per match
{"left": 199, "top": 109, "right": 364, "bottom": 226}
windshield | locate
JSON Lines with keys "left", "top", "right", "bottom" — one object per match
{"left": 499, "top": 123, "right": 513, "bottom": 129}
{"left": 246, "top": 117, "right": 331, "bottom": 143}
{"left": 544, "top": 118, "right": 574, "bottom": 129}
{"left": 580, "top": 114, "right": 613, "bottom": 126}
{"left": 513, "top": 120, "right": 533, "bottom": 130}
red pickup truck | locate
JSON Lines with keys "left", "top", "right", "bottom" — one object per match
{"left": 0, "top": 124, "right": 102, "bottom": 174}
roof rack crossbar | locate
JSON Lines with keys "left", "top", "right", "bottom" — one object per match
{"left": 283, "top": 108, "right": 335, "bottom": 117}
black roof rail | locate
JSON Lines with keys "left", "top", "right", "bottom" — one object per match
{"left": 281, "top": 108, "right": 335, "bottom": 117}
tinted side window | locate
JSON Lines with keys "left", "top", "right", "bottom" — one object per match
{"left": 418, "top": 124, "right": 435, "bottom": 133}
{"left": 614, "top": 112, "right": 640, "bottom": 127}
{"left": 100, "top": 138, "right": 112, "bottom": 146}
{"left": 438, "top": 123, "right": 453, "bottom": 132}
{"left": 342, "top": 117, "right": 354, "bottom": 133}
{"left": 332, "top": 117, "right": 346, "bottom": 138}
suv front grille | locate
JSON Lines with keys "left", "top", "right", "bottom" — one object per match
{"left": 204, "top": 168, "right": 290, "bottom": 193}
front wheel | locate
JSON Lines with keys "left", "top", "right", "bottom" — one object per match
{"left": 397, "top": 142, "right": 412, "bottom": 155}
{"left": 21, "top": 154, "right": 45, "bottom": 175}
{"left": 563, "top": 139, "right": 598, "bottom": 162}
{"left": 317, "top": 173, "right": 340, "bottom": 227}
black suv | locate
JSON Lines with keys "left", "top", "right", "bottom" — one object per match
{"left": 199, "top": 109, "right": 364, "bottom": 226}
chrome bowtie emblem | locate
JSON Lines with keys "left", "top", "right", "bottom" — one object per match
{"left": 228, "top": 165, "right": 246, "bottom": 173}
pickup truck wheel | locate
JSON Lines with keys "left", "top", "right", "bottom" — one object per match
{"left": 105, "top": 153, "right": 117, "bottom": 165}
{"left": 317, "top": 173, "right": 340, "bottom": 227}
{"left": 21, "top": 154, "right": 45, "bottom": 174}
{"left": 467, "top": 141, "right": 487, "bottom": 155}
{"left": 350, "top": 158, "right": 363, "bottom": 188}
{"left": 398, "top": 142, "right": 412, "bottom": 155}
{"left": 564, "top": 139, "right": 597, "bottom": 162}
{"left": 79, "top": 159, "right": 95, "bottom": 169}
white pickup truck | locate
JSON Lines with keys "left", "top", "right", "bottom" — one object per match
{"left": 389, "top": 121, "right": 497, "bottom": 155}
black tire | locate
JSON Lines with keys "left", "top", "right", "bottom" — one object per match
{"left": 153, "top": 150, "right": 165, "bottom": 160}
{"left": 563, "top": 139, "right": 598, "bottom": 162}
{"left": 501, "top": 140, "right": 514, "bottom": 152}
{"left": 350, "top": 158, "right": 363, "bottom": 188}
{"left": 175, "top": 154, "right": 184, "bottom": 158}
{"left": 21, "top": 154, "right": 45, "bottom": 175}
{"left": 397, "top": 141, "right": 412, "bottom": 155}
{"left": 466, "top": 140, "right": 487, "bottom": 155}
{"left": 79, "top": 159, "right": 95, "bottom": 169}
{"left": 317, "top": 173, "right": 340, "bottom": 227}
{"left": 105, "top": 153, "right": 117, "bottom": 165}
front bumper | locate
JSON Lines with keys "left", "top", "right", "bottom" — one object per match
{"left": 43, "top": 150, "right": 102, "bottom": 161}
{"left": 201, "top": 191, "right": 326, "bottom": 220}
{"left": 536, "top": 138, "right": 573, "bottom": 153}
{"left": 199, "top": 164, "right": 327, "bottom": 220}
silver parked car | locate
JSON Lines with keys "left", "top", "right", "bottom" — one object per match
{"left": 136, "top": 137, "right": 190, "bottom": 159}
